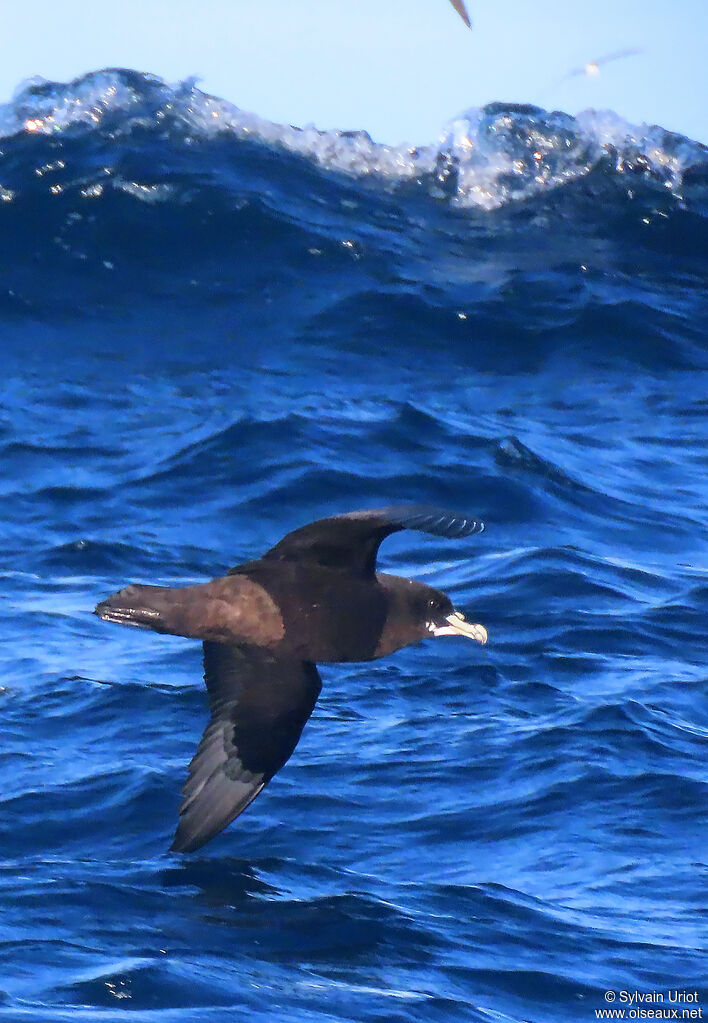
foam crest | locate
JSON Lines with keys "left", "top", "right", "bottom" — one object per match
{"left": 0, "top": 69, "right": 704, "bottom": 210}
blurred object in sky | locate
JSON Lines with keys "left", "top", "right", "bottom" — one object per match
{"left": 559, "top": 48, "right": 643, "bottom": 83}
{"left": 447, "top": 0, "right": 471, "bottom": 28}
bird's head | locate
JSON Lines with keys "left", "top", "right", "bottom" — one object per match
{"left": 375, "top": 575, "right": 487, "bottom": 656}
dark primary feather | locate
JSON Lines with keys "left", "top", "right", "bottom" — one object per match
{"left": 254, "top": 505, "right": 484, "bottom": 578}
{"left": 171, "top": 642, "right": 322, "bottom": 853}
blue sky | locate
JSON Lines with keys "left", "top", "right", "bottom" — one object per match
{"left": 2, "top": 0, "right": 706, "bottom": 145}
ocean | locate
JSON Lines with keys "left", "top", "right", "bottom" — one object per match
{"left": 0, "top": 69, "right": 706, "bottom": 1022}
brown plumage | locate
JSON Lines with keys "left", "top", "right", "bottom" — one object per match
{"left": 95, "top": 506, "right": 487, "bottom": 853}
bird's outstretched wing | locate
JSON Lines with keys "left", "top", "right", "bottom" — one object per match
{"left": 171, "top": 642, "right": 322, "bottom": 853}
{"left": 561, "top": 47, "right": 643, "bottom": 80}
{"left": 447, "top": 0, "right": 471, "bottom": 28}
{"left": 253, "top": 505, "right": 484, "bottom": 579}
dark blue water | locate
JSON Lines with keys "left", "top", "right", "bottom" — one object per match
{"left": 0, "top": 70, "right": 707, "bottom": 1022}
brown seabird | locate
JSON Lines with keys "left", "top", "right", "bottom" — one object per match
{"left": 95, "top": 506, "right": 488, "bottom": 853}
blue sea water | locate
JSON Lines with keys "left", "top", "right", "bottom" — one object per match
{"left": 0, "top": 69, "right": 707, "bottom": 1022}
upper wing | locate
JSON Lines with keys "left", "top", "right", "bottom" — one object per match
{"left": 171, "top": 641, "right": 322, "bottom": 853}
{"left": 562, "top": 47, "right": 643, "bottom": 80}
{"left": 253, "top": 505, "right": 484, "bottom": 579}
{"left": 447, "top": 0, "right": 471, "bottom": 28}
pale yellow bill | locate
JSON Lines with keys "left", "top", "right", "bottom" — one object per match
{"left": 433, "top": 611, "right": 488, "bottom": 644}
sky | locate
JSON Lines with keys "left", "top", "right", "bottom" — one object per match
{"left": 1, "top": 0, "right": 706, "bottom": 145}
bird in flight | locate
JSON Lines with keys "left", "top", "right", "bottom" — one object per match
{"left": 560, "top": 47, "right": 643, "bottom": 82}
{"left": 95, "top": 506, "right": 488, "bottom": 853}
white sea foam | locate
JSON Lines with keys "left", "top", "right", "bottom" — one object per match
{"left": 0, "top": 70, "right": 704, "bottom": 210}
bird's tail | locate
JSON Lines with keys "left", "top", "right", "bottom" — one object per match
{"left": 94, "top": 584, "right": 178, "bottom": 633}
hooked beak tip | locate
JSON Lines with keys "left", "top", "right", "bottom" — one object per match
{"left": 432, "top": 611, "right": 488, "bottom": 644}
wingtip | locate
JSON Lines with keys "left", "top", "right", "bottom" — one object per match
{"left": 448, "top": 0, "right": 472, "bottom": 28}
{"left": 169, "top": 817, "right": 215, "bottom": 855}
{"left": 169, "top": 828, "right": 196, "bottom": 854}
{"left": 391, "top": 506, "right": 486, "bottom": 540}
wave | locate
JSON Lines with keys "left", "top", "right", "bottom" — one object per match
{"left": 0, "top": 64, "right": 706, "bottom": 1023}
{"left": 0, "top": 68, "right": 705, "bottom": 211}
{"left": 0, "top": 68, "right": 704, "bottom": 386}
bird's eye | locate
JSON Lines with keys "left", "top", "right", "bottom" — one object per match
{"left": 427, "top": 598, "right": 438, "bottom": 610}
